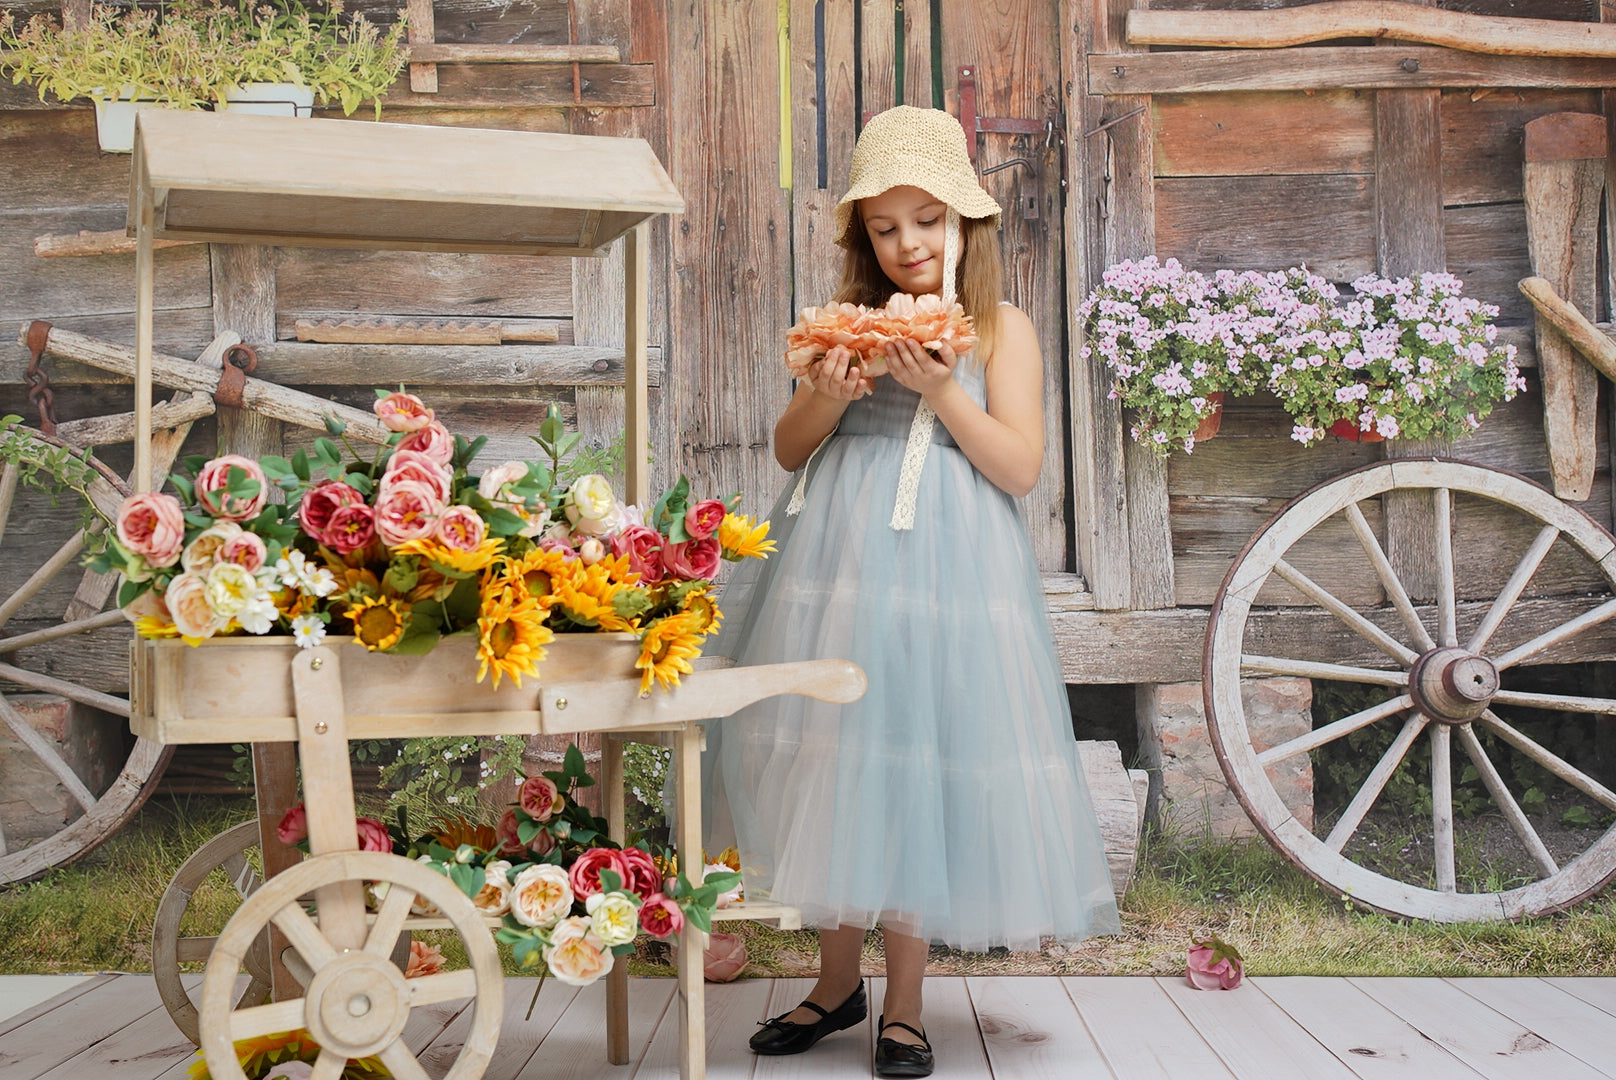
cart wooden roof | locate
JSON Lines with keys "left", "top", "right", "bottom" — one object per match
{"left": 126, "top": 110, "right": 685, "bottom": 256}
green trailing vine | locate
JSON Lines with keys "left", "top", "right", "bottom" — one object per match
{"left": 0, "top": 415, "right": 114, "bottom": 541}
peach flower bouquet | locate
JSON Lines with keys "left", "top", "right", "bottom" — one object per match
{"left": 785, "top": 291, "right": 977, "bottom": 378}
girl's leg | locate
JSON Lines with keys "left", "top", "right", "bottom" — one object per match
{"left": 778, "top": 924, "right": 866, "bottom": 1024}
{"left": 878, "top": 926, "right": 928, "bottom": 1046}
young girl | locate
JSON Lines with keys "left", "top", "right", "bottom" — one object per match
{"left": 705, "top": 105, "right": 1120, "bottom": 1078}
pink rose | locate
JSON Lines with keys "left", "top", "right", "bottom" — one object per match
{"left": 356, "top": 817, "right": 392, "bottom": 853}
{"left": 276, "top": 803, "right": 308, "bottom": 845}
{"left": 518, "top": 776, "right": 560, "bottom": 821}
{"left": 495, "top": 808, "right": 529, "bottom": 858}
{"left": 373, "top": 480, "right": 443, "bottom": 546}
{"left": 116, "top": 492, "right": 185, "bottom": 567}
{"left": 661, "top": 537, "right": 721, "bottom": 581}
{"left": 396, "top": 420, "right": 454, "bottom": 465}
{"left": 435, "top": 504, "right": 487, "bottom": 552}
{"left": 196, "top": 455, "right": 268, "bottom": 521}
{"left": 405, "top": 939, "right": 445, "bottom": 979}
{"left": 569, "top": 847, "right": 631, "bottom": 900}
{"left": 219, "top": 532, "right": 267, "bottom": 575}
{"left": 639, "top": 893, "right": 684, "bottom": 939}
{"left": 324, "top": 505, "right": 376, "bottom": 555}
{"left": 684, "top": 499, "right": 728, "bottom": 541}
{"left": 374, "top": 391, "right": 434, "bottom": 432}
{"left": 298, "top": 481, "right": 365, "bottom": 542}
{"left": 611, "top": 525, "right": 664, "bottom": 584}
{"left": 382, "top": 450, "right": 453, "bottom": 502}
{"left": 1186, "top": 936, "right": 1244, "bottom": 990}
{"left": 703, "top": 932, "right": 749, "bottom": 982}
{"left": 618, "top": 847, "right": 662, "bottom": 898}
{"left": 165, "top": 571, "right": 226, "bottom": 639}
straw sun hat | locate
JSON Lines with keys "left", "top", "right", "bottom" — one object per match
{"left": 833, "top": 105, "right": 1002, "bottom": 248}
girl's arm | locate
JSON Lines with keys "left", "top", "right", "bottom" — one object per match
{"left": 883, "top": 304, "right": 1045, "bottom": 496}
{"left": 774, "top": 345, "right": 872, "bottom": 471}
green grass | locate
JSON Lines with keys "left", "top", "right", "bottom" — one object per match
{"left": 3, "top": 798, "right": 1615, "bottom": 979}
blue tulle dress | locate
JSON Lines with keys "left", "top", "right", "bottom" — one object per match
{"left": 703, "top": 355, "right": 1121, "bottom": 951}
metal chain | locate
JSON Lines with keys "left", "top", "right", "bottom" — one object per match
{"left": 23, "top": 321, "right": 58, "bottom": 434}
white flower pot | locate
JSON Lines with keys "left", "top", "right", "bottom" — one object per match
{"left": 220, "top": 82, "right": 315, "bottom": 118}
{"left": 91, "top": 87, "right": 162, "bottom": 154}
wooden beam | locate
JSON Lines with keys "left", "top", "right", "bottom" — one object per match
{"left": 405, "top": 44, "right": 621, "bottom": 64}
{"left": 33, "top": 230, "right": 196, "bottom": 258}
{"left": 379, "top": 64, "right": 656, "bottom": 110}
{"left": 1520, "top": 276, "right": 1616, "bottom": 382}
{"left": 1127, "top": 3, "right": 1616, "bottom": 59}
{"left": 1087, "top": 47, "right": 1616, "bottom": 96}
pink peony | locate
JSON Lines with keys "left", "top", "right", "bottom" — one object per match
{"left": 373, "top": 480, "right": 443, "bottom": 546}
{"left": 684, "top": 499, "right": 728, "bottom": 540}
{"left": 661, "top": 537, "right": 721, "bottom": 581}
{"left": 638, "top": 893, "right": 684, "bottom": 939}
{"left": 196, "top": 454, "right": 268, "bottom": 521}
{"left": 703, "top": 932, "right": 749, "bottom": 982}
{"left": 298, "top": 481, "right": 366, "bottom": 542}
{"left": 569, "top": 847, "right": 631, "bottom": 900}
{"left": 219, "top": 532, "right": 267, "bottom": 575}
{"left": 617, "top": 846, "right": 662, "bottom": 898}
{"left": 611, "top": 525, "right": 664, "bottom": 584}
{"left": 276, "top": 803, "right": 308, "bottom": 845}
{"left": 382, "top": 450, "right": 453, "bottom": 502}
{"left": 374, "top": 391, "right": 434, "bottom": 432}
{"left": 518, "top": 775, "right": 560, "bottom": 821}
{"left": 116, "top": 492, "right": 185, "bottom": 567}
{"left": 165, "top": 571, "right": 227, "bottom": 639}
{"left": 396, "top": 420, "right": 454, "bottom": 465}
{"left": 405, "top": 939, "right": 445, "bottom": 978}
{"left": 435, "top": 504, "right": 486, "bottom": 552}
{"left": 323, "top": 504, "right": 376, "bottom": 555}
{"left": 495, "top": 808, "right": 529, "bottom": 858}
{"left": 1186, "top": 935, "right": 1244, "bottom": 990}
{"left": 356, "top": 817, "right": 392, "bottom": 853}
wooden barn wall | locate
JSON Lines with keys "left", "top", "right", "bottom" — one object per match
{"left": 1113, "top": 0, "right": 1616, "bottom": 612}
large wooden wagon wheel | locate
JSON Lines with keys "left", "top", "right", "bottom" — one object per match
{"left": 201, "top": 851, "right": 501, "bottom": 1080}
{"left": 0, "top": 421, "right": 173, "bottom": 885}
{"left": 1206, "top": 458, "right": 1616, "bottom": 921}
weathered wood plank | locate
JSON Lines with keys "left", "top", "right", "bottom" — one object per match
{"left": 1088, "top": 46, "right": 1616, "bottom": 95}
{"left": 376, "top": 63, "right": 657, "bottom": 110}
{"left": 1253, "top": 976, "right": 1484, "bottom": 1079}
{"left": 789, "top": 0, "right": 857, "bottom": 319}
{"left": 1441, "top": 88, "right": 1602, "bottom": 207}
{"left": 0, "top": 209, "right": 211, "bottom": 322}
{"left": 0, "top": 974, "right": 113, "bottom": 1040}
{"left": 415, "top": 974, "right": 577, "bottom": 1079}
{"left": 0, "top": 972, "right": 171, "bottom": 1078}
{"left": 1158, "top": 974, "right": 1360, "bottom": 1080}
{"left": 1445, "top": 202, "right": 1535, "bottom": 325}
{"left": 1063, "top": 975, "right": 1237, "bottom": 1078}
{"left": 247, "top": 343, "right": 663, "bottom": 388}
{"left": 274, "top": 247, "right": 575, "bottom": 320}
{"left": 969, "top": 975, "right": 1113, "bottom": 1079}
{"left": 1155, "top": 174, "right": 1377, "bottom": 280}
{"left": 942, "top": 0, "right": 1069, "bottom": 571}
{"left": 1449, "top": 977, "right": 1616, "bottom": 1076}
{"left": 1152, "top": 90, "right": 1375, "bottom": 178}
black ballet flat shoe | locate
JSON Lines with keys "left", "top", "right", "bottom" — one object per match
{"left": 875, "top": 1016, "right": 934, "bottom": 1078}
{"left": 749, "top": 981, "right": 868, "bottom": 1055}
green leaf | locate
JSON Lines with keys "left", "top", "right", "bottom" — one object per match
{"left": 449, "top": 861, "right": 482, "bottom": 899}
{"left": 685, "top": 904, "right": 712, "bottom": 934}
{"left": 598, "top": 868, "right": 623, "bottom": 893}
{"left": 291, "top": 449, "right": 312, "bottom": 482}
{"left": 563, "top": 743, "right": 587, "bottom": 777}
{"left": 517, "top": 820, "right": 544, "bottom": 845}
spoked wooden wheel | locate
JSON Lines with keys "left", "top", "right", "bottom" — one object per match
{"left": 200, "top": 851, "right": 502, "bottom": 1080}
{"left": 1206, "top": 459, "right": 1616, "bottom": 921}
{"left": 153, "top": 821, "right": 273, "bottom": 1045}
{"left": 0, "top": 423, "right": 172, "bottom": 884}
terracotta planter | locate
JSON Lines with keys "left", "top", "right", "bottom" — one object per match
{"left": 1193, "top": 392, "right": 1226, "bottom": 443}
{"left": 1329, "top": 418, "right": 1386, "bottom": 443}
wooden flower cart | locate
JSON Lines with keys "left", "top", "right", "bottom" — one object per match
{"left": 119, "top": 110, "right": 866, "bottom": 1080}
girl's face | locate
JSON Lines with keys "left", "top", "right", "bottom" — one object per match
{"left": 859, "top": 185, "right": 947, "bottom": 296}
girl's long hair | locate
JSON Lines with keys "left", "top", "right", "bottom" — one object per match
{"left": 833, "top": 211, "right": 1004, "bottom": 365}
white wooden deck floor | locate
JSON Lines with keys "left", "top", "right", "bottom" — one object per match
{"left": 1, "top": 974, "right": 1613, "bottom": 1080}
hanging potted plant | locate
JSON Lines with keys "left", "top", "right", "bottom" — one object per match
{"left": 0, "top": 3, "right": 219, "bottom": 152}
{"left": 214, "top": 0, "right": 408, "bottom": 120}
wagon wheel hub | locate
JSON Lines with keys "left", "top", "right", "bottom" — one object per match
{"left": 1409, "top": 646, "right": 1499, "bottom": 725}
{"left": 303, "top": 950, "right": 412, "bottom": 1058}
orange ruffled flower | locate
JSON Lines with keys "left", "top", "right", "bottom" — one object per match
{"left": 784, "top": 292, "right": 976, "bottom": 378}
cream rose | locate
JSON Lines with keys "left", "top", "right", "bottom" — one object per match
{"left": 203, "top": 562, "right": 258, "bottom": 620}
{"left": 410, "top": 855, "right": 444, "bottom": 917}
{"left": 472, "top": 860, "right": 513, "bottom": 917}
{"left": 182, "top": 520, "right": 244, "bottom": 574}
{"left": 166, "top": 572, "right": 226, "bottom": 639}
{"left": 585, "top": 891, "right": 639, "bottom": 947}
{"left": 545, "top": 915, "right": 613, "bottom": 986}
{"left": 564, "top": 474, "right": 622, "bottom": 536}
{"left": 510, "top": 863, "right": 573, "bottom": 929}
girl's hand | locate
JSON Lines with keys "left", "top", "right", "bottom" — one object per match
{"left": 807, "top": 345, "right": 873, "bottom": 401}
{"left": 884, "top": 338, "right": 956, "bottom": 398}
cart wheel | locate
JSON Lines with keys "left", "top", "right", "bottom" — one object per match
{"left": 1206, "top": 459, "right": 1616, "bottom": 922}
{"left": 153, "top": 822, "right": 273, "bottom": 1046}
{"left": 0, "top": 423, "right": 173, "bottom": 885}
{"left": 200, "top": 851, "right": 501, "bottom": 1080}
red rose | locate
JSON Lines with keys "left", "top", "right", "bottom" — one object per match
{"left": 276, "top": 803, "right": 308, "bottom": 846}
{"left": 356, "top": 817, "right": 392, "bottom": 853}
{"left": 661, "top": 537, "right": 721, "bottom": 581}
{"left": 324, "top": 504, "right": 376, "bottom": 555}
{"left": 684, "top": 499, "right": 728, "bottom": 540}
{"left": 617, "top": 846, "right": 661, "bottom": 898}
{"left": 611, "top": 525, "right": 664, "bottom": 584}
{"left": 638, "top": 893, "right": 684, "bottom": 939}
{"left": 298, "top": 480, "right": 365, "bottom": 541}
{"left": 518, "top": 776, "right": 560, "bottom": 821}
{"left": 569, "top": 847, "right": 631, "bottom": 900}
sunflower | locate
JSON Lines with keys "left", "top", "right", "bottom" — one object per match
{"left": 348, "top": 596, "right": 407, "bottom": 651}
{"left": 496, "top": 546, "right": 577, "bottom": 605}
{"left": 186, "top": 1029, "right": 387, "bottom": 1080}
{"left": 679, "top": 588, "right": 723, "bottom": 637}
{"left": 477, "top": 587, "right": 553, "bottom": 688}
{"left": 718, "top": 513, "right": 776, "bottom": 560}
{"left": 432, "top": 816, "right": 498, "bottom": 852}
{"left": 133, "top": 615, "right": 180, "bottom": 640}
{"left": 555, "top": 554, "right": 639, "bottom": 632}
{"left": 394, "top": 535, "right": 504, "bottom": 576}
{"left": 636, "top": 612, "right": 705, "bottom": 695}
